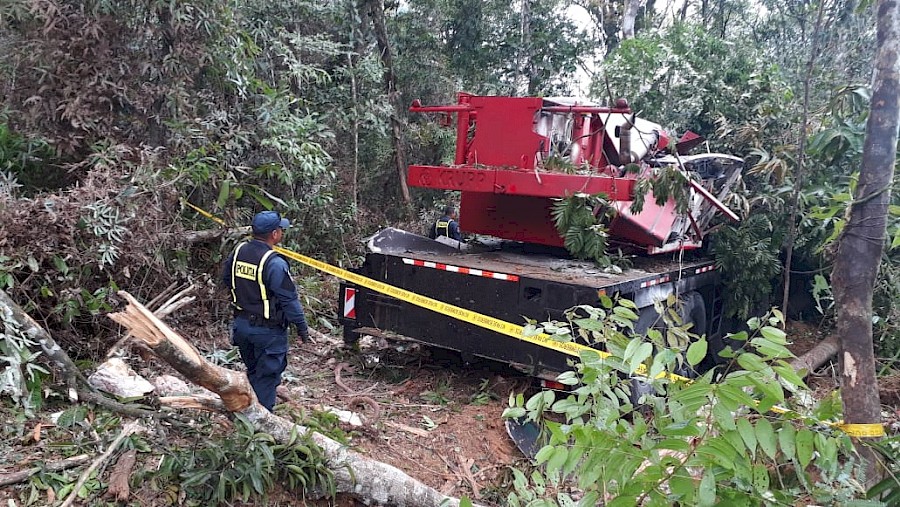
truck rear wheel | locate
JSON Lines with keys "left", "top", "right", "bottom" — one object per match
{"left": 343, "top": 325, "right": 361, "bottom": 349}
{"left": 629, "top": 291, "right": 708, "bottom": 403}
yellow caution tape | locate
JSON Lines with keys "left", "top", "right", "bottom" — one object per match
{"left": 274, "top": 246, "right": 596, "bottom": 358}
{"left": 184, "top": 200, "right": 227, "bottom": 226}
{"left": 186, "top": 202, "right": 885, "bottom": 437}
{"left": 836, "top": 423, "right": 886, "bottom": 438}
{"left": 275, "top": 245, "right": 689, "bottom": 383}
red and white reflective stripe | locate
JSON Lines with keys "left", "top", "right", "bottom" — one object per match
{"left": 402, "top": 258, "right": 520, "bottom": 282}
{"left": 639, "top": 275, "right": 671, "bottom": 288}
{"left": 343, "top": 287, "right": 356, "bottom": 319}
{"left": 694, "top": 265, "right": 716, "bottom": 274}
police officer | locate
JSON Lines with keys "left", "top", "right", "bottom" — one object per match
{"left": 429, "top": 205, "right": 461, "bottom": 241}
{"left": 222, "top": 210, "right": 310, "bottom": 412}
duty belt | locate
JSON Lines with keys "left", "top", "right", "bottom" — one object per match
{"left": 235, "top": 311, "right": 285, "bottom": 329}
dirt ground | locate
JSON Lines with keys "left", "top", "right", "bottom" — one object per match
{"left": 277, "top": 333, "right": 529, "bottom": 505}
{"left": 3, "top": 316, "right": 900, "bottom": 506}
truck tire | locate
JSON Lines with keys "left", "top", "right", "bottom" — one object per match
{"left": 629, "top": 291, "right": 708, "bottom": 403}
{"left": 343, "top": 325, "right": 361, "bottom": 349}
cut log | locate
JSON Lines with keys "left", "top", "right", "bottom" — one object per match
{"left": 108, "top": 290, "right": 478, "bottom": 507}
{"left": 790, "top": 334, "right": 840, "bottom": 376}
{"left": 59, "top": 421, "right": 143, "bottom": 507}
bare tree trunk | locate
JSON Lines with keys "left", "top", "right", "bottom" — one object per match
{"left": 519, "top": 0, "right": 532, "bottom": 94}
{"left": 680, "top": 0, "right": 690, "bottom": 22}
{"left": 781, "top": 0, "right": 826, "bottom": 318}
{"left": 108, "top": 291, "right": 477, "bottom": 507}
{"left": 622, "top": 0, "right": 642, "bottom": 39}
{"left": 348, "top": 51, "right": 360, "bottom": 211}
{"left": 833, "top": 0, "right": 899, "bottom": 479}
{"left": 366, "top": 0, "right": 411, "bottom": 205}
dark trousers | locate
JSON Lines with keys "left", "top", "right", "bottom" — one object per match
{"left": 232, "top": 317, "right": 288, "bottom": 412}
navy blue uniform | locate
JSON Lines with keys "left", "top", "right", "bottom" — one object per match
{"left": 222, "top": 239, "right": 308, "bottom": 411}
{"left": 429, "top": 215, "right": 461, "bottom": 241}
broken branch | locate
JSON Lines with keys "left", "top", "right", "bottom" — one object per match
{"left": 59, "top": 421, "right": 143, "bottom": 507}
{"left": 108, "top": 290, "right": 479, "bottom": 507}
{"left": 0, "top": 454, "right": 91, "bottom": 487}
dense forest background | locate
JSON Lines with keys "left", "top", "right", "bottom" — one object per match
{"left": 1, "top": 0, "right": 900, "bottom": 505}
{"left": 1, "top": 0, "right": 896, "bottom": 361}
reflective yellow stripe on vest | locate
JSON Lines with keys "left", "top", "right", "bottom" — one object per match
{"left": 230, "top": 242, "right": 246, "bottom": 310}
{"left": 258, "top": 249, "right": 276, "bottom": 319}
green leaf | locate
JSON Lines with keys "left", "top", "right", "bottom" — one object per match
{"left": 573, "top": 318, "right": 606, "bottom": 332}
{"left": 650, "top": 349, "right": 676, "bottom": 379}
{"left": 697, "top": 469, "right": 716, "bottom": 507}
{"left": 547, "top": 447, "right": 568, "bottom": 476}
{"left": 717, "top": 383, "right": 755, "bottom": 411}
{"left": 669, "top": 474, "right": 695, "bottom": 503}
{"left": 755, "top": 418, "right": 777, "bottom": 459}
{"left": 815, "top": 433, "right": 838, "bottom": 473}
{"left": 502, "top": 407, "right": 526, "bottom": 419}
{"left": 599, "top": 294, "right": 614, "bottom": 308}
{"left": 629, "top": 342, "right": 653, "bottom": 373}
{"left": 661, "top": 421, "right": 701, "bottom": 437}
{"left": 687, "top": 338, "right": 708, "bottom": 366}
{"left": 216, "top": 179, "right": 231, "bottom": 209}
{"left": 752, "top": 463, "right": 770, "bottom": 491}
{"left": 713, "top": 402, "right": 737, "bottom": 431}
{"left": 736, "top": 418, "right": 757, "bottom": 458}
{"left": 729, "top": 330, "right": 749, "bottom": 342}
{"left": 759, "top": 326, "right": 786, "bottom": 344}
{"left": 619, "top": 298, "right": 638, "bottom": 309}
{"left": 750, "top": 337, "right": 793, "bottom": 359}
{"left": 613, "top": 306, "right": 639, "bottom": 322}
{"left": 737, "top": 352, "right": 767, "bottom": 372}
{"left": 779, "top": 424, "right": 796, "bottom": 462}
{"left": 796, "top": 429, "right": 814, "bottom": 468}
{"left": 773, "top": 363, "right": 808, "bottom": 389}
{"left": 52, "top": 255, "right": 69, "bottom": 275}
{"left": 535, "top": 445, "right": 555, "bottom": 465}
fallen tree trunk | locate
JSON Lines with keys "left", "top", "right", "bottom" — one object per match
{"left": 790, "top": 334, "right": 840, "bottom": 376}
{"left": 0, "top": 290, "right": 158, "bottom": 418}
{"left": 108, "top": 290, "right": 477, "bottom": 507}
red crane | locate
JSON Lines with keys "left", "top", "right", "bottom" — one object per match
{"left": 408, "top": 93, "right": 741, "bottom": 254}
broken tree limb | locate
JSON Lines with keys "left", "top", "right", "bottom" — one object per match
{"left": 790, "top": 334, "right": 840, "bottom": 377}
{"left": 106, "top": 283, "right": 198, "bottom": 359}
{"left": 105, "top": 449, "right": 137, "bottom": 502}
{"left": 158, "top": 395, "right": 226, "bottom": 412}
{"left": 0, "top": 290, "right": 160, "bottom": 419}
{"left": 0, "top": 454, "right": 91, "bottom": 487}
{"left": 179, "top": 226, "right": 251, "bottom": 244}
{"left": 108, "top": 290, "right": 479, "bottom": 507}
{"left": 59, "top": 421, "right": 143, "bottom": 507}
{"left": 154, "top": 284, "right": 198, "bottom": 317}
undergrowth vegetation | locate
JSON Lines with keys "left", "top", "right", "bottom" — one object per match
{"left": 505, "top": 297, "right": 880, "bottom": 506}
{"left": 1, "top": 402, "right": 341, "bottom": 506}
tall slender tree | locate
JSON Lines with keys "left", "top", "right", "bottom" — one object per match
{"left": 832, "top": 0, "right": 898, "bottom": 476}
{"left": 366, "top": 0, "right": 412, "bottom": 204}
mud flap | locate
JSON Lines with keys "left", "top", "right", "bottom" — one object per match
{"left": 505, "top": 417, "right": 543, "bottom": 459}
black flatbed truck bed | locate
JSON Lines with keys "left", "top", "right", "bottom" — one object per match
{"left": 338, "top": 229, "right": 724, "bottom": 378}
